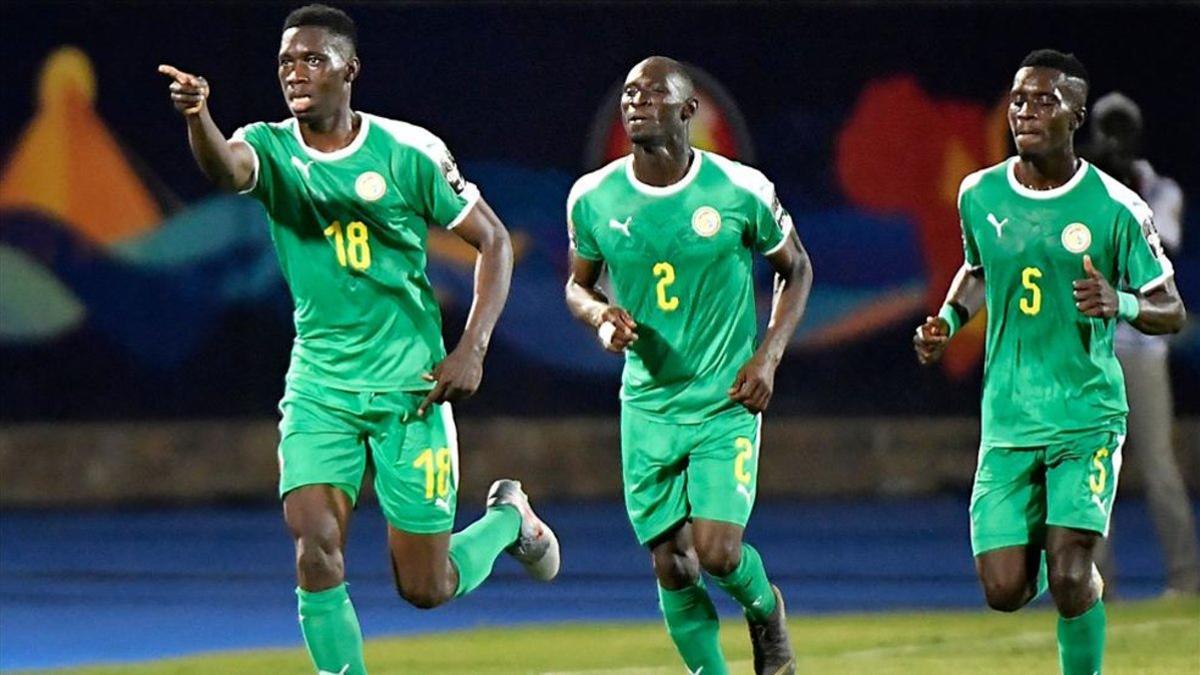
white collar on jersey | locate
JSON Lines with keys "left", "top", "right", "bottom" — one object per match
{"left": 1006, "top": 156, "right": 1089, "bottom": 200}
{"left": 625, "top": 148, "right": 704, "bottom": 196}
{"left": 290, "top": 112, "right": 372, "bottom": 162}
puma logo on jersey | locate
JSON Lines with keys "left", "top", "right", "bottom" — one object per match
{"left": 608, "top": 217, "right": 632, "bottom": 237}
{"left": 737, "top": 483, "right": 753, "bottom": 503}
{"left": 318, "top": 665, "right": 350, "bottom": 675}
{"left": 434, "top": 497, "right": 451, "bottom": 513}
{"left": 291, "top": 156, "right": 314, "bottom": 179}
{"left": 987, "top": 213, "right": 1008, "bottom": 238}
{"left": 1091, "top": 494, "right": 1108, "bottom": 516}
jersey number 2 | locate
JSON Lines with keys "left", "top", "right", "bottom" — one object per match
{"left": 1019, "top": 266, "right": 1042, "bottom": 316}
{"left": 324, "top": 220, "right": 372, "bottom": 271}
{"left": 653, "top": 262, "right": 680, "bottom": 312}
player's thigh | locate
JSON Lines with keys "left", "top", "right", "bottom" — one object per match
{"left": 686, "top": 409, "right": 760, "bottom": 529}
{"left": 1045, "top": 428, "right": 1125, "bottom": 537}
{"left": 621, "top": 406, "right": 690, "bottom": 546}
{"left": 278, "top": 380, "right": 369, "bottom": 506}
{"left": 370, "top": 396, "right": 458, "bottom": 535}
{"left": 969, "top": 444, "right": 1047, "bottom": 556}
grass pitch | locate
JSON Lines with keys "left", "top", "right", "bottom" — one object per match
{"left": 36, "top": 597, "right": 1199, "bottom": 674}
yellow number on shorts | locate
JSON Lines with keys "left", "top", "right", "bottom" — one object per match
{"left": 323, "top": 220, "right": 372, "bottom": 271}
{"left": 414, "top": 447, "right": 453, "bottom": 499}
{"left": 1089, "top": 447, "right": 1109, "bottom": 494}
{"left": 1019, "top": 266, "right": 1042, "bottom": 316}
{"left": 734, "top": 437, "right": 754, "bottom": 485}
{"left": 653, "top": 262, "right": 680, "bottom": 312}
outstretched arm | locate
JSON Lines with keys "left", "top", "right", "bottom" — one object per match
{"left": 418, "top": 199, "right": 513, "bottom": 416}
{"left": 565, "top": 254, "right": 638, "bottom": 353}
{"left": 914, "top": 263, "right": 986, "bottom": 366}
{"left": 158, "top": 64, "right": 255, "bottom": 192}
{"left": 728, "top": 231, "right": 813, "bottom": 413}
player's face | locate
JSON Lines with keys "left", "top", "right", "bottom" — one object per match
{"left": 621, "top": 62, "right": 692, "bottom": 144}
{"left": 278, "top": 26, "right": 357, "bottom": 122}
{"left": 1007, "top": 67, "right": 1079, "bottom": 159}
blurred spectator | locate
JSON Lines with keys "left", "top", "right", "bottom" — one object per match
{"left": 1084, "top": 91, "right": 1199, "bottom": 596}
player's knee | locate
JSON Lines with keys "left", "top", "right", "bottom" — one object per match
{"left": 395, "top": 575, "right": 453, "bottom": 610}
{"left": 982, "top": 583, "right": 1028, "bottom": 612}
{"left": 980, "top": 575, "right": 1030, "bottom": 612}
{"left": 650, "top": 548, "right": 700, "bottom": 588}
{"left": 695, "top": 538, "right": 741, "bottom": 577}
{"left": 1047, "top": 561, "right": 1091, "bottom": 599}
{"left": 296, "top": 539, "right": 344, "bottom": 589}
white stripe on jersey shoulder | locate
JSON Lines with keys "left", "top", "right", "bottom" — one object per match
{"left": 366, "top": 114, "right": 455, "bottom": 168}
{"left": 1094, "top": 165, "right": 1155, "bottom": 226}
{"left": 1095, "top": 165, "right": 1175, "bottom": 292}
{"left": 566, "top": 155, "right": 627, "bottom": 228}
{"left": 956, "top": 161, "right": 1001, "bottom": 208}
{"left": 702, "top": 151, "right": 775, "bottom": 209}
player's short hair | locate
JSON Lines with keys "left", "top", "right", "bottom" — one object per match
{"left": 284, "top": 4, "right": 357, "bottom": 52}
{"left": 1019, "top": 49, "right": 1089, "bottom": 85}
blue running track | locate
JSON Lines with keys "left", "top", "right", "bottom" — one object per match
{"left": 0, "top": 498, "right": 1191, "bottom": 670}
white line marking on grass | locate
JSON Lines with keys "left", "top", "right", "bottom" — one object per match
{"left": 541, "top": 617, "right": 1192, "bottom": 674}
{"left": 840, "top": 617, "right": 1192, "bottom": 659}
{"left": 540, "top": 661, "right": 751, "bottom": 675}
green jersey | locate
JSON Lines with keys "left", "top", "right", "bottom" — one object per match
{"left": 232, "top": 114, "right": 478, "bottom": 391}
{"left": 568, "top": 150, "right": 791, "bottom": 422}
{"left": 959, "top": 158, "right": 1174, "bottom": 446}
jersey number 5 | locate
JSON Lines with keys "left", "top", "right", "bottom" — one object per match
{"left": 653, "top": 262, "right": 680, "bottom": 312}
{"left": 324, "top": 220, "right": 372, "bottom": 271}
{"left": 1019, "top": 266, "right": 1042, "bottom": 316}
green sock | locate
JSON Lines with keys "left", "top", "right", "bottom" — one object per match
{"left": 448, "top": 505, "right": 521, "bottom": 597}
{"left": 1057, "top": 599, "right": 1106, "bottom": 675}
{"left": 712, "top": 543, "right": 777, "bottom": 623}
{"left": 658, "top": 579, "right": 729, "bottom": 675}
{"left": 296, "top": 583, "right": 367, "bottom": 675}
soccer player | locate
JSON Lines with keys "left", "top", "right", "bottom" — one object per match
{"left": 565, "top": 56, "right": 813, "bottom": 675}
{"left": 914, "top": 49, "right": 1185, "bottom": 674}
{"left": 160, "top": 5, "right": 559, "bottom": 674}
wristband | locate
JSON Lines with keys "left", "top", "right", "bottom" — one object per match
{"left": 938, "top": 304, "right": 962, "bottom": 337}
{"left": 1117, "top": 291, "right": 1140, "bottom": 322}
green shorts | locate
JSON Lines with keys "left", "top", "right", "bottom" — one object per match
{"left": 969, "top": 427, "right": 1125, "bottom": 555}
{"left": 621, "top": 405, "right": 761, "bottom": 545}
{"left": 277, "top": 377, "right": 458, "bottom": 534}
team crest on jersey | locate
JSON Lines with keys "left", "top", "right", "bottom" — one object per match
{"left": 1061, "top": 222, "right": 1092, "bottom": 254}
{"left": 355, "top": 171, "right": 387, "bottom": 202}
{"left": 691, "top": 206, "right": 722, "bottom": 238}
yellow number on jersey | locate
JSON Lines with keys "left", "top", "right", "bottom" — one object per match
{"left": 734, "top": 437, "right": 754, "bottom": 485}
{"left": 1019, "top": 266, "right": 1042, "bottom": 316}
{"left": 653, "top": 262, "right": 680, "bottom": 312}
{"left": 414, "top": 447, "right": 453, "bottom": 499}
{"left": 323, "top": 220, "right": 372, "bottom": 271}
{"left": 1089, "top": 447, "right": 1110, "bottom": 494}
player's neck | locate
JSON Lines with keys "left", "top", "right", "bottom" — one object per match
{"left": 630, "top": 139, "right": 693, "bottom": 187}
{"left": 1015, "top": 149, "right": 1080, "bottom": 191}
{"left": 297, "top": 108, "right": 360, "bottom": 153}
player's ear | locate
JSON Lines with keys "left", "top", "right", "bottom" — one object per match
{"left": 681, "top": 97, "right": 699, "bottom": 122}
{"left": 1074, "top": 104, "right": 1087, "bottom": 131}
{"left": 346, "top": 57, "right": 360, "bottom": 84}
